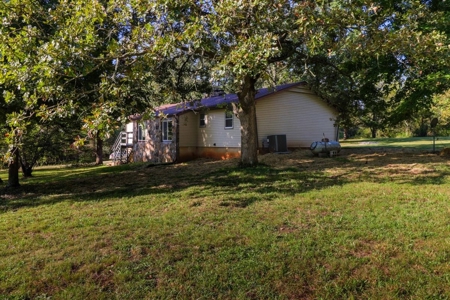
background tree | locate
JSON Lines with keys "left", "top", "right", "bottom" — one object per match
{"left": 0, "top": 0, "right": 211, "bottom": 167}
{"left": 429, "top": 90, "right": 450, "bottom": 136}
{"left": 18, "top": 118, "right": 84, "bottom": 177}
{"left": 293, "top": 0, "right": 450, "bottom": 139}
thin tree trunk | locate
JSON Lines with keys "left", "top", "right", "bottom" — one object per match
{"left": 343, "top": 128, "right": 349, "bottom": 140}
{"left": 236, "top": 75, "right": 259, "bottom": 167}
{"left": 21, "top": 161, "right": 33, "bottom": 177}
{"left": 95, "top": 133, "right": 103, "bottom": 165}
{"left": 8, "top": 147, "right": 20, "bottom": 188}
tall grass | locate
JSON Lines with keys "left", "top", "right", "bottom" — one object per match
{"left": 1, "top": 149, "right": 450, "bottom": 299}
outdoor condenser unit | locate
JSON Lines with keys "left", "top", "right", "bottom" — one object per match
{"left": 267, "top": 135, "right": 288, "bottom": 153}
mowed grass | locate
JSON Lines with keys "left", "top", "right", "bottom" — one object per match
{"left": 341, "top": 136, "right": 450, "bottom": 150}
{"left": 1, "top": 147, "right": 450, "bottom": 299}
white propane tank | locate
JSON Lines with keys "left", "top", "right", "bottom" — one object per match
{"left": 310, "top": 140, "right": 341, "bottom": 157}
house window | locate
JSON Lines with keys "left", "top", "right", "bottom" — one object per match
{"left": 199, "top": 113, "right": 206, "bottom": 127}
{"left": 225, "top": 111, "right": 233, "bottom": 129}
{"left": 138, "top": 124, "right": 145, "bottom": 141}
{"left": 162, "top": 119, "right": 173, "bottom": 141}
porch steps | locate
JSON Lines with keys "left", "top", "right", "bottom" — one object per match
{"left": 109, "top": 131, "right": 133, "bottom": 164}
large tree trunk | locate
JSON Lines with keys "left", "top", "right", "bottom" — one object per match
{"left": 236, "top": 75, "right": 259, "bottom": 167}
{"left": 95, "top": 133, "right": 103, "bottom": 165}
{"left": 8, "top": 147, "right": 20, "bottom": 188}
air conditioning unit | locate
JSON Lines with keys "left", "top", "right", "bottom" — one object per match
{"left": 267, "top": 135, "right": 287, "bottom": 153}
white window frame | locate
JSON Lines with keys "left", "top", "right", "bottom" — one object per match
{"left": 199, "top": 113, "right": 206, "bottom": 127}
{"left": 138, "top": 124, "right": 145, "bottom": 141}
{"left": 162, "top": 119, "right": 173, "bottom": 142}
{"left": 225, "top": 111, "right": 233, "bottom": 129}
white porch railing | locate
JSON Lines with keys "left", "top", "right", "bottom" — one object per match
{"left": 110, "top": 131, "right": 133, "bottom": 163}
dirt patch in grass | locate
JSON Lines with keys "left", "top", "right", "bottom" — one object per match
{"left": 158, "top": 147, "right": 446, "bottom": 180}
{"left": 261, "top": 147, "right": 441, "bottom": 167}
{"left": 260, "top": 147, "right": 449, "bottom": 181}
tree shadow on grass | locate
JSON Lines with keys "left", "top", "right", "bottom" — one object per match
{"left": 0, "top": 165, "right": 328, "bottom": 209}
{"left": 198, "top": 165, "right": 345, "bottom": 208}
{"left": 1, "top": 149, "right": 450, "bottom": 212}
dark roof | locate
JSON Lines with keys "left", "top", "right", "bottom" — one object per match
{"left": 158, "top": 82, "right": 305, "bottom": 116}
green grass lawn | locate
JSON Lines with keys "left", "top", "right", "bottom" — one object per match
{"left": 341, "top": 136, "right": 450, "bottom": 151}
{"left": 1, "top": 144, "right": 450, "bottom": 299}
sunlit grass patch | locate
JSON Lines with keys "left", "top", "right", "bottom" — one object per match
{"left": 341, "top": 136, "right": 450, "bottom": 151}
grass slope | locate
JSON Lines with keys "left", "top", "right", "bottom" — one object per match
{"left": 1, "top": 147, "right": 450, "bottom": 299}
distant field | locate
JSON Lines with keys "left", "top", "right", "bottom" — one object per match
{"left": 341, "top": 136, "right": 450, "bottom": 151}
{"left": 1, "top": 145, "right": 450, "bottom": 299}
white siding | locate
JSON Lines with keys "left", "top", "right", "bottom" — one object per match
{"left": 198, "top": 109, "right": 241, "bottom": 147}
{"left": 178, "top": 112, "right": 199, "bottom": 147}
{"left": 256, "top": 86, "right": 338, "bottom": 148}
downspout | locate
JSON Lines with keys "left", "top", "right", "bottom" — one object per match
{"left": 255, "top": 114, "right": 260, "bottom": 154}
{"left": 334, "top": 117, "right": 340, "bottom": 141}
{"left": 336, "top": 123, "right": 340, "bottom": 141}
{"left": 130, "top": 119, "right": 138, "bottom": 146}
{"left": 174, "top": 114, "right": 179, "bottom": 163}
